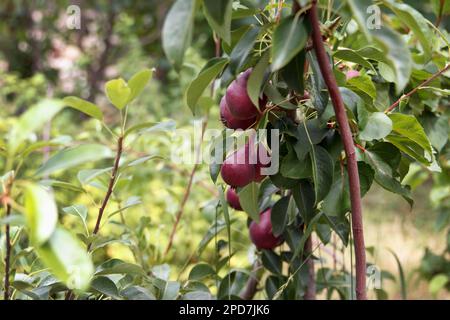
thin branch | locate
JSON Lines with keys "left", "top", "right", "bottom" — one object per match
{"left": 308, "top": 0, "right": 367, "bottom": 299}
{"left": 3, "top": 202, "right": 11, "bottom": 300}
{"left": 435, "top": 0, "right": 446, "bottom": 27}
{"left": 303, "top": 235, "right": 316, "bottom": 300}
{"left": 240, "top": 261, "right": 261, "bottom": 300}
{"left": 384, "top": 64, "right": 450, "bottom": 114}
{"left": 164, "top": 37, "right": 221, "bottom": 257}
{"left": 88, "top": 135, "right": 124, "bottom": 249}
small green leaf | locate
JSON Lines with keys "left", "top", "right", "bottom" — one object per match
{"left": 127, "top": 69, "right": 153, "bottom": 102}
{"left": 63, "top": 96, "right": 103, "bottom": 120}
{"left": 124, "top": 120, "right": 176, "bottom": 137}
{"left": 91, "top": 276, "right": 120, "bottom": 299}
{"left": 271, "top": 15, "right": 308, "bottom": 71}
{"left": 229, "top": 25, "right": 260, "bottom": 74}
{"left": 189, "top": 263, "right": 216, "bottom": 281}
{"left": 293, "top": 180, "right": 315, "bottom": 224}
{"left": 333, "top": 49, "right": 375, "bottom": 71}
{"left": 238, "top": 182, "right": 260, "bottom": 222}
{"left": 8, "top": 99, "right": 64, "bottom": 154}
{"left": 281, "top": 50, "right": 306, "bottom": 93}
{"left": 24, "top": 184, "right": 58, "bottom": 245}
{"left": 162, "top": 0, "right": 197, "bottom": 69}
{"left": 203, "top": 0, "right": 232, "bottom": 44}
{"left": 37, "top": 228, "right": 94, "bottom": 291}
{"left": 271, "top": 196, "right": 290, "bottom": 237}
{"left": 36, "top": 144, "right": 114, "bottom": 177}
{"left": 247, "top": 51, "right": 270, "bottom": 107}
{"left": 359, "top": 112, "right": 392, "bottom": 141}
{"left": 185, "top": 57, "right": 228, "bottom": 114}
{"left": 310, "top": 146, "right": 334, "bottom": 203}
{"left": 105, "top": 78, "right": 131, "bottom": 110}
{"left": 63, "top": 204, "right": 88, "bottom": 223}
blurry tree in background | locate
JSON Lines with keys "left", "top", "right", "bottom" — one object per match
{"left": 0, "top": 0, "right": 449, "bottom": 300}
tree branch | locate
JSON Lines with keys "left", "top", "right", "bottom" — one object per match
{"left": 164, "top": 36, "right": 221, "bottom": 257}
{"left": 308, "top": 0, "right": 367, "bottom": 299}
{"left": 303, "top": 235, "right": 316, "bottom": 300}
{"left": 87, "top": 135, "right": 124, "bottom": 250}
{"left": 384, "top": 64, "right": 450, "bottom": 114}
{"left": 240, "top": 261, "right": 261, "bottom": 300}
{"left": 3, "top": 202, "right": 11, "bottom": 300}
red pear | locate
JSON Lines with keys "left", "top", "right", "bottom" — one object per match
{"left": 225, "top": 69, "right": 260, "bottom": 120}
{"left": 226, "top": 188, "right": 242, "bottom": 211}
{"left": 221, "top": 144, "right": 255, "bottom": 187}
{"left": 249, "top": 208, "right": 283, "bottom": 250}
{"left": 220, "top": 97, "right": 256, "bottom": 130}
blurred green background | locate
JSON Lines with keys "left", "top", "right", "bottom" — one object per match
{"left": 0, "top": 0, "right": 448, "bottom": 299}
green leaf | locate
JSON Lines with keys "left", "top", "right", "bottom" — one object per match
{"left": 388, "top": 249, "right": 407, "bottom": 299}
{"left": 238, "top": 182, "right": 260, "bottom": 222}
{"left": 189, "top": 263, "right": 216, "bottom": 281}
{"left": 63, "top": 204, "right": 87, "bottom": 222}
{"left": 105, "top": 78, "right": 131, "bottom": 110}
{"left": 261, "top": 250, "right": 282, "bottom": 274}
{"left": 347, "top": 1, "right": 412, "bottom": 94}
{"left": 36, "top": 144, "right": 114, "bottom": 177}
{"left": 77, "top": 167, "right": 112, "bottom": 185}
{"left": 162, "top": 0, "right": 197, "bottom": 69}
{"left": 359, "top": 112, "right": 392, "bottom": 141}
{"left": 310, "top": 146, "right": 334, "bottom": 203}
{"left": 372, "top": 28, "right": 412, "bottom": 95}
{"left": 203, "top": 0, "right": 232, "bottom": 44}
{"left": 124, "top": 120, "right": 176, "bottom": 137}
{"left": 24, "top": 184, "right": 58, "bottom": 245}
{"left": 280, "top": 149, "right": 312, "bottom": 179}
{"left": 63, "top": 96, "right": 103, "bottom": 120}
{"left": 8, "top": 99, "right": 64, "bottom": 154}
{"left": 383, "top": 0, "right": 432, "bottom": 57}
{"left": 91, "top": 276, "right": 120, "bottom": 299}
{"left": 292, "top": 180, "right": 315, "bottom": 224}
{"left": 36, "top": 228, "right": 94, "bottom": 291}
{"left": 271, "top": 16, "right": 308, "bottom": 71}
{"left": 281, "top": 50, "right": 306, "bottom": 93}
{"left": 388, "top": 113, "right": 433, "bottom": 156}
{"left": 121, "top": 286, "right": 156, "bottom": 300}
{"left": 346, "top": 74, "right": 377, "bottom": 103}
{"left": 96, "top": 259, "right": 145, "bottom": 276}
{"left": 229, "top": 25, "right": 260, "bottom": 74}
{"left": 247, "top": 51, "right": 270, "bottom": 107}
{"left": 185, "top": 57, "right": 228, "bottom": 115}
{"left": 292, "top": 212, "right": 323, "bottom": 262}
{"left": 271, "top": 196, "right": 290, "bottom": 237}
{"left": 307, "top": 51, "right": 329, "bottom": 114}
{"left": 333, "top": 49, "right": 375, "bottom": 71}
{"left": 39, "top": 179, "right": 85, "bottom": 193}
{"left": 127, "top": 69, "right": 153, "bottom": 102}
{"left": 429, "top": 274, "right": 448, "bottom": 296}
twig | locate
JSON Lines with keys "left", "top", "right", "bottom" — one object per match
{"left": 384, "top": 64, "right": 450, "bottom": 113}
{"left": 164, "top": 36, "right": 221, "bottom": 257}
{"left": 89, "top": 136, "right": 123, "bottom": 243}
{"left": 3, "top": 201, "right": 11, "bottom": 300}
{"left": 303, "top": 235, "right": 316, "bottom": 300}
{"left": 308, "top": 0, "right": 367, "bottom": 299}
{"left": 240, "top": 261, "right": 261, "bottom": 300}
{"left": 435, "top": 0, "right": 446, "bottom": 27}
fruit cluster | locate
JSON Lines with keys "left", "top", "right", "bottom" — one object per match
{"left": 219, "top": 69, "right": 282, "bottom": 250}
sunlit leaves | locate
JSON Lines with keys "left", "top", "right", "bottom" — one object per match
{"left": 36, "top": 144, "right": 114, "bottom": 177}
{"left": 8, "top": 99, "right": 64, "bottom": 154}
{"left": 63, "top": 96, "right": 103, "bottom": 120}
{"left": 24, "top": 184, "right": 58, "bottom": 245}
{"left": 359, "top": 112, "right": 393, "bottom": 141}
{"left": 105, "top": 78, "right": 131, "bottom": 110}
{"left": 127, "top": 69, "right": 153, "bottom": 102}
